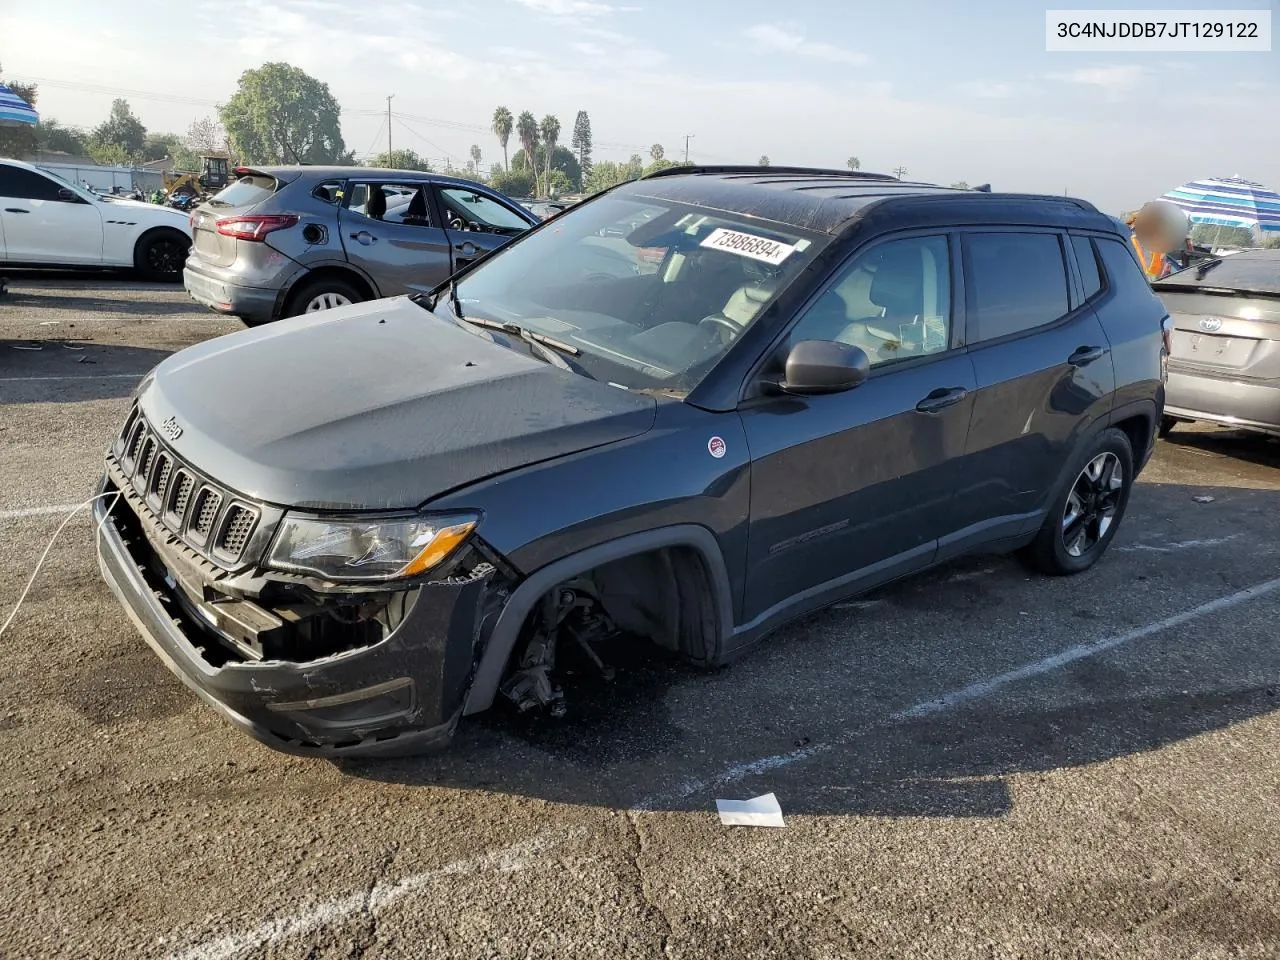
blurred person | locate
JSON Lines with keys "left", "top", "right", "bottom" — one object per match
{"left": 1125, "top": 200, "right": 1190, "bottom": 281}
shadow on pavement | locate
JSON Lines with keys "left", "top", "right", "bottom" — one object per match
{"left": 1162, "top": 426, "right": 1280, "bottom": 471}
{"left": 0, "top": 340, "right": 170, "bottom": 403}
{"left": 340, "top": 482, "right": 1280, "bottom": 815}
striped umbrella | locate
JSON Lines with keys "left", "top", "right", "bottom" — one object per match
{"left": 1162, "top": 175, "right": 1280, "bottom": 237}
{"left": 0, "top": 82, "right": 38, "bottom": 127}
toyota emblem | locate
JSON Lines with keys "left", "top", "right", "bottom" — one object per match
{"left": 1198, "top": 317, "right": 1223, "bottom": 333}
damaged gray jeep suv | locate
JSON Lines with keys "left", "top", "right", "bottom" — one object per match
{"left": 97, "top": 167, "right": 1170, "bottom": 757}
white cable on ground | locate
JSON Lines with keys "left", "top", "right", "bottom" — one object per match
{"left": 0, "top": 491, "right": 122, "bottom": 640}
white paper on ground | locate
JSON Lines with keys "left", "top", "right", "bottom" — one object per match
{"left": 716, "top": 792, "right": 786, "bottom": 827}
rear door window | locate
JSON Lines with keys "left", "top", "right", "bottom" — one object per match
{"left": 346, "top": 182, "right": 434, "bottom": 226}
{"left": 964, "top": 232, "right": 1071, "bottom": 343}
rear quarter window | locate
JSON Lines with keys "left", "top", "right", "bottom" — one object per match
{"left": 1072, "top": 236, "right": 1103, "bottom": 300}
{"left": 207, "top": 175, "right": 279, "bottom": 209}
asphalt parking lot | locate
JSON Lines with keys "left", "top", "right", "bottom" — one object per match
{"left": 2, "top": 274, "right": 1278, "bottom": 960}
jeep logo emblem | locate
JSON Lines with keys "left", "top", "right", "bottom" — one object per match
{"left": 1198, "top": 317, "right": 1223, "bottom": 333}
{"left": 160, "top": 416, "right": 183, "bottom": 441}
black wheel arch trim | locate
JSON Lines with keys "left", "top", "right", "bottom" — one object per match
{"left": 461, "top": 523, "right": 734, "bottom": 716}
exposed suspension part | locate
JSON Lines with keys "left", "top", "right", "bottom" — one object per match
{"left": 499, "top": 583, "right": 618, "bottom": 717}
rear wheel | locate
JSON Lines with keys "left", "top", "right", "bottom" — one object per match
{"left": 1020, "top": 427, "right": 1134, "bottom": 576}
{"left": 133, "top": 229, "right": 189, "bottom": 282}
{"left": 283, "top": 275, "right": 365, "bottom": 319}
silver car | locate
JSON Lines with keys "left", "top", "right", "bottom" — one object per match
{"left": 183, "top": 166, "right": 540, "bottom": 326}
{"left": 1155, "top": 248, "right": 1280, "bottom": 438}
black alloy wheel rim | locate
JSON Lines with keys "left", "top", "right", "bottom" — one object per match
{"left": 1061, "top": 452, "right": 1124, "bottom": 557}
{"left": 148, "top": 239, "right": 184, "bottom": 276}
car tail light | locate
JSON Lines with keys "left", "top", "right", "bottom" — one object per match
{"left": 215, "top": 214, "right": 299, "bottom": 242}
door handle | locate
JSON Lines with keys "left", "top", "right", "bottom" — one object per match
{"left": 4, "top": 207, "right": 29, "bottom": 214}
{"left": 1068, "top": 345, "right": 1105, "bottom": 367}
{"left": 915, "top": 387, "right": 968, "bottom": 414}
{"left": 348, "top": 231, "right": 376, "bottom": 245}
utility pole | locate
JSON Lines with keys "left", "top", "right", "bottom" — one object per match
{"left": 684, "top": 134, "right": 694, "bottom": 164}
{"left": 386, "top": 95, "right": 395, "bottom": 165}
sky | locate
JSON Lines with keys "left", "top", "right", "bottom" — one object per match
{"left": 2, "top": 0, "right": 1277, "bottom": 213}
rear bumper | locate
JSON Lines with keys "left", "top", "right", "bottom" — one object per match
{"left": 1165, "top": 367, "right": 1280, "bottom": 435}
{"left": 94, "top": 482, "right": 488, "bottom": 758}
{"left": 184, "top": 260, "right": 285, "bottom": 325}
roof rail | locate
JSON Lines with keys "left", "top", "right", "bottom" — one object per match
{"left": 639, "top": 164, "right": 899, "bottom": 182}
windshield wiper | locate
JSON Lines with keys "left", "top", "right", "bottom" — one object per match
{"left": 1195, "top": 258, "right": 1223, "bottom": 279}
{"left": 459, "top": 314, "right": 580, "bottom": 358}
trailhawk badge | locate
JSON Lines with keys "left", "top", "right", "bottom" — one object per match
{"left": 707, "top": 436, "right": 726, "bottom": 459}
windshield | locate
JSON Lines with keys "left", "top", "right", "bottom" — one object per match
{"left": 1155, "top": 250, "right": 1280, "bottom": 296}
{"left": 448, "top": 193, "right": 824, "bottom": 393}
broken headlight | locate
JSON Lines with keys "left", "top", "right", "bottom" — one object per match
{"left": 267, "top": 513, "right": 479, "bottom": 583}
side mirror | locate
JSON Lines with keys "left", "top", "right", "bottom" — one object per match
{"left": 57, "top": 187, "right": 81, "bottom": 202}
{"left": 776, "top": 339, "right": 870, "bottom": 396}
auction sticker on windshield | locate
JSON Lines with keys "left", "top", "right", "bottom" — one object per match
{"left": 701, "top": 227, "right": 796, "bottom": 265}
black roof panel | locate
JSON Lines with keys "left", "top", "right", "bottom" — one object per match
{"left": 618, "top": 166, "right": 1108, "bottom": 237}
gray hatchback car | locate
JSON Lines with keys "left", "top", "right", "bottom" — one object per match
{"left": 183, "top": 166, "right": 540, "bottom": 325}
{"left": 1154, "top": 248, "right": 1280, "bottom": 438}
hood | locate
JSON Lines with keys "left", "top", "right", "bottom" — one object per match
{"left": 138, "top": 298, "right": 658, "bottom": 510}
{"left": 102, "top": 196, "right": 192, "bottom": 226}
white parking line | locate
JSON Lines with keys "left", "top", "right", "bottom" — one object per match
{"left": 1118, "top": 535, "right": 1239, "bottom": 554}
{"left": 632, "top": 573, "right": 1280, "bottom": 810}
{"left": 167, "top": 830, "right": 568, "bottom": 960}
{"left": 0, "top": 373, "right": 144, "bottom": 382}
{"left": 0, "top": 503, "right": 89, "bottom": 521}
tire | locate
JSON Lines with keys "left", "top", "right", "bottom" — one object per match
{"left": 1158, "top": 415, "right": 1177, "bottom": 439}
{"left": 1019, "top": 427, "right": 1135, "bottom": 576}
{"left": 283, "top": 275, "right": 365, "bottom": 319}
{"left": 133, "top": 229, "right": 190, "bottom": 282}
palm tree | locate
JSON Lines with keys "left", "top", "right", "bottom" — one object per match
{"left": 846, "top": 156, "right": 860, "bottom": 171}
{"left": 491, "top": 107, "right": 513, "bottom": 172}
{"left": 539, "top": 114, "right": 561, "bottom": 198}
{"left": 516, "top": 110, "right": 539, "bottom": 189}
{"left": 470, "top": 144, "right": 482, "bottom": 176}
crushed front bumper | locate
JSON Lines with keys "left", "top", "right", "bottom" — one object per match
{"left": 94, "top": 482, "right": 491, "bottom": 758}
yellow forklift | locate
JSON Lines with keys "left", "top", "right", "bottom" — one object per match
{"left": 162, "top": 155, "right": 234, "bottom": 200}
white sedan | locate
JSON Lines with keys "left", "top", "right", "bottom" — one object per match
{"left": 0, "top": 158, "right": 193, "bottom": 281}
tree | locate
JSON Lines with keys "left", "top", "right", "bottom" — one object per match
{"left": 89, "top": 98, "right": 148, "bottom": 163}
{"left": 469, "top": 144, "right": 482, "bottom": 176}
{"left": 571, "top": 111, "right": 592, "bottom": 182}
{"left": 491, "top": 106, "right": 513, "bottom": 172}
{"left": 369, "top": 148, "right": 431, "bottom": 171}
{"left": 892, "top": 165, "right": 908, "bottom": 179}
{"left": 144, "top": 133, "right": 199, "bottom": 172}
{"left": 950, "top": 181, "right": 970, "bottom": 189}
{"left": 539, "top": 114, "right": 560, "bottom": 198}
{"left": 186, "top": 116, "right": 226, "bottom": 156}
{"left": 515, "top": 111, "right": 538, "bottom": 189}
{"left": 758, "top": 154, "right": 770, "bottom": 166}
{"left": 35, "top": 120, "right": 88, "bottom": 158}
{"left": 583, "top": 156, "right": 647, "bottom": 194}
{"left": 220, "top": 62, "right": 347, "bottom": 165}
{"left": 0, "top": 67, "right": 38, "bottom": 158}
{"left": 650, "top": 143, "right": 665, "bottom": 162}
{"left": 846, "top": 156, "right": 860, "bottom": 170}
{"left": 511, "top": 145, "right": 581, "bottom": 191}
{"left": 489, "top": 168, "right": 536, "bottom": 198}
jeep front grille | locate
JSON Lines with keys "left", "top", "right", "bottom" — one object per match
{"left": 111, "top": 408, "right": 263, "bottom": 565}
